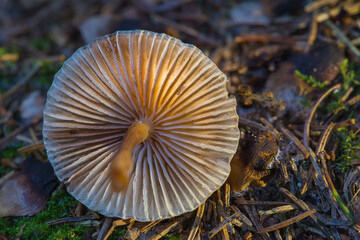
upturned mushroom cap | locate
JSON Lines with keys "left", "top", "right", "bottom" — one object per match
{"left": 43, "top": 30, "right": 239, "bottom": 221}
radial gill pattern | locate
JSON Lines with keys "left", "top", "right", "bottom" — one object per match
{"left": 43, "top": 30, "right": 240, "bottom": 221}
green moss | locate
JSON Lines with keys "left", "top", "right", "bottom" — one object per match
{"left": 30, "top": 38, "right": 53, "bottom": 51}
{"left": 32, "top": 60, "right": 63, "bottom": 89}
{"left": 0, "top": 190, "right": 93, "bottom": 240}
{"left": 326, "top": 59, "right": 360, "bottom": 115}
{"left": 335, "top": 128, "right": 360, "bottom": 173}
{"left": 163, "top": 234, "right": 181, "bottom": 240}
{"left": 108, "top": 228, "right": 127, "bottom": 240}
{"left": 0, "top": 64, "right": 16, "bottom": 92}
{"left": 0, "top": 165, "right": 11, "bottom": 178}
{"left": 340, "top": 59, "right": 360, "bottom": 90}
{"left": 298, "top": 99, "right": 313, "bottom": 107}
{"left": 294, "top": 70, "right": 328, "bottom": 89}
{"left": 0, "top": 145, "right": 21, "bottom": 159}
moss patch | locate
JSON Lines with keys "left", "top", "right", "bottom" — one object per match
{"left": 0, "top": 189, "right": 94, "bottom": 240}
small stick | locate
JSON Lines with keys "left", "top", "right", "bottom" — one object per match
{"left": 316, "top": 7, "right": 341, "bottom": 22}
{"left": 17, "top": 141, "right": 45, "bottom": 154}
{"left": 235, "top": 200, "right": 295, "bottom": 207}
{"left": 216, "top": 189, "right": 230, "bottom": 239}
{"left": 259, "top": 117, "right": 281, "bottom": 140}
{"left": 305, "top": 11, "right": 318, "bottom": 52}
{"left": 3, "top": 63, "right": 41, "bottom": 101}
{"left": 304, "top": 0, "right": 338, "bottom": 12}
{"left": 259, "top": 205, "right": 295, "bottom": 216}
{"left": 16, "top": 134, "right": 33, "bottom": 144}
{"left": 208, "top": 210, "right": 240, "bottom": 238}
{"left": 300, "top": 166, "right": 314, "bottom": 195}
{"left": 235, "top": 35, "right": 305, "bottom": 44}
{"left": 256, "top": 209, "right": 316, "bottom": 234}
{"left": 346, "top": 95, "right": 360, "bottom": 106}
{"left": 97, "top": 217, "right": 113, "bottom": 240}
{"left": 238, "top": 116, "right": 268, "bottom": 131}
{"left": 75, "top": 203, "right": 85, "bottom": 216}
{"left": 209, "top": 209, "right": 240, "bottom": 238}
{"left": 319, "top": 153, "right": 354, "bottom": 221}
{"left": 46, "top": 215, "right": 98, "bottom": 225}
{"left": 311, "top": 119, "right": 356, "bottom": 130}
{"left": 141, "top": 220, "right": 162, "bottom": 233}
{"left": 230, "top": 205, "right": 253, "bottom": 227}
{"left": 340, "top": 87, "right": 353, "bottom": 103}
{"left": 240, "top": 197, "right": 271, "bottom": 240}
{"left": 225, "top": 184, "right": 230, "bottom": 211}
{"left": 280, "top": 188, "right": 333, "bottom": 239}
{"left": 187, "top": 203, "right": 205, "bottom": 240}
{"left": 285, "top": 226, "right": 294, "bottom": 240}
{"left": 303, "top": 84, "right": 342, "bottom": 150}
{"left": 103, "top": 219, "right": 134, "bottom": 240}
{"left": 308, "top": 148, "right": 329, "bottom": 189}
{"left": 278, "top": 122, "right": 309, "bottom": 159}
{"left": 134, "top": 0, "right": 194, "bottom": 13}
{"left": 0, "top": 117, "right": 43, "bottom": 150}
{"left": 324, "top": 19, "right": 360, "bottom": 59}
{"left": 274, "top": 230, "right": 283, "bottom": 240}
{"left": 316, "top": 122, "right": 335, "bottom": 155}
{"left": 28, "top": 126, "right": 44, "bottom": 161}
{"left": 151, "top": 14, "right": 220, "bottom": 47}
{"left": 147, "top": 221, "right": 180, "bottom": 240}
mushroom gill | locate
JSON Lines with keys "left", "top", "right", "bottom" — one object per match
{"left": 43, "top": 30, "right": 240, "bottom": 221}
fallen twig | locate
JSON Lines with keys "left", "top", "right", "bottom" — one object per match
{"left": 151, "top": 14, "right": 220, "bottom": 47}
{"left": 280, "top": 188, "right": 333, "bottom": 239}
{"left": 2, "top": 63, "right": 41, "bottom": 101}
{"left": 303, "top": 84, "right": 342, "bottom": 150}
{"left": 258, "top": 205, "right": 295, "bottom": 216}
{"left": 0, "top": 117, "right": 43, "bottom": 150}
{"left": 46, "top": 215, "right": 98, "bottom": 225}
{"left": 103, "top": 219, "right": 134, "bottom": 240}
{"left": 235, "top": 200, "right": 295, "bottom": 207}
{"left": 208, "top": 209, "right": 240, "bottom": 238}
{"left": 305, "top": 11, "right": 318, "bottom": 52}
{"left": 187, "top": 203, "right": 205, "bottom": 240}
{"left": 278, "top": 122, "right": 309, "bottom": 159}
{"left": 319, "top": 153, "right": 354, "bottom": 221}
{"left": 316, "top": 122, "right": 335, "bottom": 155}
{"left": 17, "top": 141, "right": 45, "bottom": 154}
{"left": 324, "top": 19, "right": 360, "bottom": 59}
{"left": 257, "top": 209, "right": 316, "bottom": 234}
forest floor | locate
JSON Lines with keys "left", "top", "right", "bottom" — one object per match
{"left": 0, "top": 0, "right": 360, "bottom": 239}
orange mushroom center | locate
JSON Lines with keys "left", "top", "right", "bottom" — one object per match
{"left": 110, "top": 121, "right": 150, "bottom": 191}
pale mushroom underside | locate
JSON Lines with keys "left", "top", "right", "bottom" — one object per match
{"left": 43, "top": 30, "right": 240, "bottom": 221}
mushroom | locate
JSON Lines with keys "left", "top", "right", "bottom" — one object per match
{"left": 43, "top": 30, "right": 239, "bottom": 221}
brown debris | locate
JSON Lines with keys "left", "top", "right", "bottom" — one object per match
{"left": 1, "top": 0, "right": 360, "bottom": 239}
{"left": 227, "top": 129, "right": 279, "bottom": 192}
{"left": 0, "top": 158, "right": 57, "bottom": 217}
{"left": 257, "top": 209, "right": 316, "bottom": 234}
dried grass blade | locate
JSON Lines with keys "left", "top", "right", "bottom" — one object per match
{"left": 187, "top": 203, "right": 205, "bottom": 240}
{"left": 303, "top": 84, "right": 342, "bottom": 150}
{"left": 256, "top": 209, "right": 316, "bottom": 234}
{"left": 278, "top": 122, "right": 309, "bottom": 159}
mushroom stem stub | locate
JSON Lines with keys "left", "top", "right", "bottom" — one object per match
{"left": 110, "top": 122, "right": 150, "bottom": 191}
